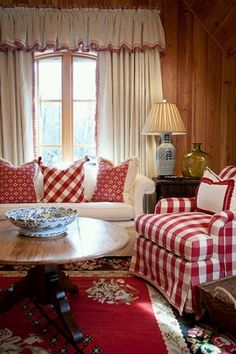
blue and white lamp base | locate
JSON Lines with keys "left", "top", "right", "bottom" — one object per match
{"left": 156, "top": 133, "right": 176, "bottom": 176}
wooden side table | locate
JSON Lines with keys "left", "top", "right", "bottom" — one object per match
{"left": 152, "top": 177, "right": 200, "bottom": 201}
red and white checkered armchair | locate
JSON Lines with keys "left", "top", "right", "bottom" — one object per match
{"left": 129, "top": 166, "right": 236, "bottom": 319}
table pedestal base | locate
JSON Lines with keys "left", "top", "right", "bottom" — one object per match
{"left": 0, "top": 265, "right": 83, "bottom": 344}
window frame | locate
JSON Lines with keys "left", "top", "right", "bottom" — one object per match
{"left": 34, "top": 51, "right": 97, "bottom": 163}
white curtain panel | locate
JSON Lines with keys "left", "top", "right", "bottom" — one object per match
{"left": 97, "top": 48, "right": 163, "bottom": 178}
{"left": 0, "top": 50, "right": 33, "bottom": 165}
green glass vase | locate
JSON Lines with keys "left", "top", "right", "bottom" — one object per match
{"left": 182, "top": 143, "right": 212, "bottom": 178}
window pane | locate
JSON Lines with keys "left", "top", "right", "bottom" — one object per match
{"left": 73, "top": 57, "right": 96, "bottom": 100}
{"left": 73, "top": 102, "right": 96, "bottom": 160}
{"left": 73, "top": 102, "right": 96, "bottom": 144}
{"left": 38, "top": 57, "right": 62, "bottom": 100}
{"left": 39, "top": 102, "right": 62, "bottom": 145}
{"left": 39, "top": 147, "right": 62, "bottom": 165}
{"left": 74, "top": 146, "right": 96, "bottom": 165}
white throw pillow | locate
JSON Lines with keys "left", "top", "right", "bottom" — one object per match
{"left": 202, "top": 167, "right": 221, "bottom": 182}
{"left": 196, "top": 168, "right": 235, "bottom": 213}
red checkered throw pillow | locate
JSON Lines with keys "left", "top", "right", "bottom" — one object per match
{"left": 0, "top": 159, "right": 37, "bottom": 203}
{"left": 91, "top": 157, "right": 140, "bottom": 203}
{"left": 37, "top": 156, "right": 89, "bottom": 203}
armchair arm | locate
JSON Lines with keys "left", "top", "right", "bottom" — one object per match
{"left": 209, "top": 211, "right": 236, "bottom": 276}
{"left": 209, "top": 211, "right": 236, "bottom": 233}
{"left": 154, "top": 197, "right": 196, "bottom": 214}
{"left": 133, "top": 174, "right": 155, "bottom": 215}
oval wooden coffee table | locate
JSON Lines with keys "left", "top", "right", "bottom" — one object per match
{"left": 0, "top": 217, "right": 129, "bottom": 346}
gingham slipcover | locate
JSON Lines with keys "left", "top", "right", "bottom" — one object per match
{"left": 135, "top": 212, "right": 213, "bottom": 261}
{"left": 155, "top": 197, "right": 196, "bottom": 214}
{"left": 130, "top": 235, "right": 220, "bottom": 317}
{"left": 130, "top": 188, "right": 236, "bottom": 317}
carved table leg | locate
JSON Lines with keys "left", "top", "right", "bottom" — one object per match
{"left": 45, "top": 266, "right": 83, "bottom": 343}
{"left": 0, "top": 265, "right": 83, "bottom": 343}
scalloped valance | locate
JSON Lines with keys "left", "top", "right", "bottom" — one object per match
{"left": 0, "top": 7, "right": 165, "bottom": 52}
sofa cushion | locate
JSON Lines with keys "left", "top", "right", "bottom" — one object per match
{"left": 91, "top": 157, "right": 140, "bottom": 204}
{"left": 219, "top": 165, "right": 236, "bottom": 180}
{"left": 0, "top": 159, "right": 37, "bottom": 203}
{"left": 196, "top": 178, "right": 234, "bottom": 214}
{"left": 202, "top": 167, "right": 221, "bottom": 182}
{"left": 37, "top": 156, "right": 89, "bottom": 203}
{"left": 135, "top": 212, "right": 213, "bottom": 261}
{"left": 0, "top": 202, "right": 135, "bottom": 221}
{"left": 196, "top": 167, "right": 236, "bottom": 212}
{"left": 219, "top": 166, "right": 236, "bottom": 210}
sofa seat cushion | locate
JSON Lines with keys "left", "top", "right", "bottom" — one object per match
{"left": 78, "top": 202, "right": 135, "bottom": 220}
{"left": 135, "top": 212, "right": 213, "bottom": 261}
{"left": 0, "top": 202, "right": 135, "bottom": 221}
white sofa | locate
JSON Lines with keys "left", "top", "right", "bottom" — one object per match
{"left": 0, "top": 165, "right": 155, "bottom": 255}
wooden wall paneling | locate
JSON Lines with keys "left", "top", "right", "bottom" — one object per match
{"left": 161, "top": 0, "right": 236, "bottom": 172}
{"left": 176, "top": 0, "right": 194, "bottom": 174}
{"left": 182, "top": 0, "right": 196, "bottom": 7}
{"left": 191, "top": 0, "right": 218, "bottom": 21}
{"left": 191, "top": 18, "right": 208, "bottom": 149}
{"left": 224, "top": 56, "right": 236, "bottom": 166}
{"left": 182, "top": 0, "right": 236, "bottom": 55}
{"left": 213, "top": 8, "right": 236, "bottom": 50}
{"left": 203, "top": 1, "right": 236, "bottom": 33}
{"left": 220, "top": 52, "right": 230, "bottom": 169}
{"left": 161, "top": 0, "right": 178, "bottom": 103}
{"left": 231, "top": 57, "right": 236, "bottom": 165}
{"left": 160, "top": 0, "right": 179, "bottom": 173}
{"left": 205, "top": 38, "right": 222, "bottom": 173}
{"left": 224, "top": 31, "right": 236, "bottom": 56}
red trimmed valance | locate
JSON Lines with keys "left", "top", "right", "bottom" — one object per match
{"left": 0, "top": 7, "right": 165, "bottom": 52}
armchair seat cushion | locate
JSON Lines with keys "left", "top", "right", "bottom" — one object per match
{"left": 135, "top": 212, "right": 213, "bottom": 261}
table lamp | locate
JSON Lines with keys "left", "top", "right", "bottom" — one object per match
{"left": 142, "top": 101, "right": 187, "bottom": 177}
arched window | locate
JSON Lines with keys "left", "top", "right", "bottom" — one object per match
{"left": 34, "top": 51, "right": 97, "bottom": 164}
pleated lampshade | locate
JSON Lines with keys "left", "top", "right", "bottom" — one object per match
{"left": 142, "top": 102, "right": 187, "bottom": 135}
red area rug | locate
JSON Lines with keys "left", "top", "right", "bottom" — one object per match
{"left": 0, "top": 271, "right": 187, "bottom": 354}
{"left": 1, "top": 258, "right": 236, "bottom": 354}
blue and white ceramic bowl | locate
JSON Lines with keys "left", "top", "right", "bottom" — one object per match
{"left": 5, "top": 206, "right": 78, "bottom": 237}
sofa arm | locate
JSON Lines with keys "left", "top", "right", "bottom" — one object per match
{"left": 154, "top": 197, "right": 196, "bottom": 214}
{"left": 133, "top": 174, "right": 155, "bottom": 215}
{"left": 209, "top": 210, "right": 236, "bottom": 276}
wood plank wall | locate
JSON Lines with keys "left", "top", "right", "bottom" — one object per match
{"left": 161, "top": 0, "right": 236, "bottom": 174}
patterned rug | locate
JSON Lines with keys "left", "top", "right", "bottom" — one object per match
{"left": 0, "top": 257, "right": 236, "bottom": 354}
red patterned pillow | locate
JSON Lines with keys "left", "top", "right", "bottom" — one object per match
{"left": 91, "top": 157, "right": 140, "bottom": 203}
{"left": 37, "top": 156, "right": 89, "bottom": 203}
{"left": 0, "top": 159, "right": 37, "bottom": 203}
